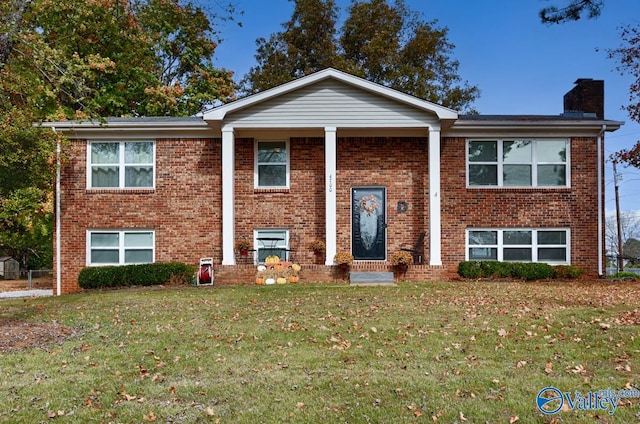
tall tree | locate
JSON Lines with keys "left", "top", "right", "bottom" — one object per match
{"left": 0, "top": 0, "right": 31, "bottom": 69}
{"left": 606, "top": 211, "right": 640, "bottom": 268}
{"left": 21, "top": 0, "right": 236, "bottom": 117}
{"left": 242, "top": 0, "right": 479, "bottom": 112}
{"left": 0, "top": 0, "right": 238, "bottom": 267}
{"left": 609, "top": 24, "right": 640, "bottom": 168}
{"left": 623, "top": 238, "right": 640, "bottom": 266}
{"left": 242, "top": 0, "right": 342, "bottom": 93}
{"left": 539, "top": 0, "right": 604, "bottom": 24}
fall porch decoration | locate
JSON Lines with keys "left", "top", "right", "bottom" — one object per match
{"left": 309, "top": 239, "right": 326, "bottom": 254}
{"left": 333, "top": 251, "right": 354, "bottom": 269}
{"left": 234, "top": 239, "right": 252, "bottom": 255}
{"left": 390, "top": 250, "right": 413, "bottom": 271}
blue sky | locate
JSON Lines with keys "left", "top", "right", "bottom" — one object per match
{"left": 213, "top": 0, "right": 640, "bottom": 215}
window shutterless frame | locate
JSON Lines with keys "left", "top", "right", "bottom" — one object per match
{"left": 87, "top": 141, "right": 156, "bottom": 189}
{"left": 466, "top": 228, "right": 570, "bottom": 265}
{"left": 86, "top": 229, "right": 155, "bottom": 266}
{"left": 254, "top": 140, "right": 290, "bottom": 189}
{"left": 254, "top": 229, "right": 289, "bottom": 263}
{"left": 466, "top": 139, "right": 570, "bottom": 188}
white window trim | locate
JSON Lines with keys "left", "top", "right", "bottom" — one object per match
{"left": 254, "top": 140, "right": 290, "bottom": 189}
{"left": 465, "top": 228, "right": 570, "bottom": 265}
{"left": 87, "top": 141, "right": 156, "bottom": 189}
{"left": 86, "top": 229, "right": 156, "bottom": 266}
{"left": 253, "top": 228, "right": 290, "bottom": 263}
{"left": 466, "top": 139, "right": 570, "bottom": 188}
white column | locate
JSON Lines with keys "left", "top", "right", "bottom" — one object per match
{"left": 221, "top": 126, "right": 235, "bottom": 265}
{"left": 428, "top": 128, "right": 442, "bottom": 266}
{"left": 325, "top": 127, "right": 337, "bottom": 265}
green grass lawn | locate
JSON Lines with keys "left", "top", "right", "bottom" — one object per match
{"left": 1, "top": 281, "right": 639, "bottom": 423}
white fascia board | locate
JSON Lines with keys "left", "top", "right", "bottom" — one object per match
{"left": 444, "top": 119, "right": 624, "bottom": 138}
{"left": 203, "top": 68, "right": 459, "bottom": 121}
{"left": 39, "top": 119, "right": 215, "bottom": 139}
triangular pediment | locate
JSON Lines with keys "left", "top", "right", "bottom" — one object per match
{"left": 203, "top": 68, "right": 457, "bottom": 128}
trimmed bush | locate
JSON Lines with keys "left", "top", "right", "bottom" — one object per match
{"left": 458, "top": 261, "right": 555, "bottom": 280}
{"left": 78, "top": 262, "right": 195, "bottom": 289}
{"left": 511, "top": 262, "right": 554, "bottom": 280}
{"left": 552, "top": 265, "right": 585, "bottom": 279}
{"left": 457, "top": 261, "right": 484, "bottom": 278}
{"left": 608, "top": 271, "right": 640, "bottom": 281}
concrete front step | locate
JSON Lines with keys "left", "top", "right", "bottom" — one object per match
{"left": 349, "top": 271, "right": 395, "bottom": 285}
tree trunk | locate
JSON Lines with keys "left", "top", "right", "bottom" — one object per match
{"left": 0, "top": 0, "right": 32, "bottom": 69}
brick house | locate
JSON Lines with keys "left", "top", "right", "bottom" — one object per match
{"left": 44, "top": 69, "right": 622, "bottom": 294}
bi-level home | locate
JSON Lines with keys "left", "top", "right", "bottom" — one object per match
{"left": 44, "top": 69, "right": 622, "bottom": 294}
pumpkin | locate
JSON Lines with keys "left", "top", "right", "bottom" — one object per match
{"left": 274, "top": 263, "right": 284, "bottom": 270}
{"left": 255, "top": 277, "right": 265, "bottom": 285}
{"left": 276, "top": 277, "right": 287, "bottom": 285}
{"left": 265, "top": 255, "right": 280, "bottom": 265}
{"left": 265, "top": 278, "right": 276, "bottom": 285}
{"left": 289, "top": 275, "right": 299, "bottom": 283}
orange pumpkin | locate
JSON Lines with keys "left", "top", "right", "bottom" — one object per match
{"left": 255, "top": 277, "right": 265, "bottom": 285}
{"left": 289, "top": 275, "right": 299, "bottom": 283}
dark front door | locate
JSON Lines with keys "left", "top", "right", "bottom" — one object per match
{"left": 352, "top": 187, "right": 386, "bottom": 260}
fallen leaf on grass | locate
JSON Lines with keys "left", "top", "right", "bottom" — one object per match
{"left": 568, "top": 364, "right": 586, "bottom": 375}
{"left": 510, "top": 415, "right": 519, "bottom": 423}
{"left": 459, "top": 411, "right": 467, "bottom": 421}
{"left": 47, "top": 410, "right": 65, "bottom": 418}
{"left": 545, "top": 361, "right": 553, "bottom": 374}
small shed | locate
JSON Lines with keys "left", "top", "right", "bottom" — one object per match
{"left": 0, "top": 257, "right": 20, "bottom": 280}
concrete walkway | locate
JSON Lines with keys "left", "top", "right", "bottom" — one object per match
{"left": 0, "top": 289, "right": 53, "bottom": 299}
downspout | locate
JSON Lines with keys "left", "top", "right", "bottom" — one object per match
{"left": 53, "top": 127, "right": 61, "bottom": 296}
{"left": 597, "top": 124, "right": 606, "bottom": 277}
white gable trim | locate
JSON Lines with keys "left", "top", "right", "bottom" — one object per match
{"left": 203, "top": 68, "right": 458, "bottom": 121}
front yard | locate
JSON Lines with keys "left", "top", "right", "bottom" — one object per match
{"left": 1, "top": 280, "right": 639, "bottom": 423}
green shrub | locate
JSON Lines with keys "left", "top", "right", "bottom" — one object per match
{"left": 482, "top": 261, "right": 513, "bottom": 278}
{"left": 457, "top": 261, "right": 484, "bottom": 278}
{"left": 78, "top": 262, "right": 195, "bottom": 289}
{"left": 458, "top": 261, "right": 555, "bottom": 280}
{"left": 608, "top": 271, "right": 640, "bottom": 281}
{"left": 553, "top": 265, "right": 585, "bottom": 279}
{"left": 511, "top": 262, "right": 554, "bottom": 280}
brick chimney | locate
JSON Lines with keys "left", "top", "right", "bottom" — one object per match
{"left": 563, "top": 78, "right": 604, "bottom": 119}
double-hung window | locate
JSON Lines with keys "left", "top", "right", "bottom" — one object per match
{"left": 468, "top": 139, "right": 568, "bottom": 187}
{"left": 89, "top": 141, "right": 155, "bottom": 189}
{"left": 254, "top": 229, "right": 289, "bottom": 263}
{"left": 88, "top": 230, "right": 155, "bottom": 265}
{"left": 255, "top": 140, "right": 289, "bottom": 188}
{"left": 467, "top": 229, "right": 569, "bottom": 264}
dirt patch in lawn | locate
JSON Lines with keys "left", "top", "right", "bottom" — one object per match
{"left": 0, "top": 278, "right": 73, "bottom": 353}
{"left": 0, "top": 319, "right": 76, "bottom": 353}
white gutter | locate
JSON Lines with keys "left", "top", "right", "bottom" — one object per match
{"left": 597, "top": 124, "right": 606, "bottom": 277}
{"left": 54, "top": 127, "right": 61, "bottom": 296}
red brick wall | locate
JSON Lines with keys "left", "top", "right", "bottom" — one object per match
{"left": 234, "top": 137, "right": 326, "bottom": 263}
{"left": 337, "top": 137, "right": 428, "bottom": 254}
{"left": 440, "top": 137, "right": 602, "bottom": 277}
{"left": 55, "top": 138, "right": 222, "bottom": 293}
{"left": 233, "top": 136, "right": 428, "bottom": 263}
{"left": 56, "top": 134, "right": 603, "bottom": 293}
